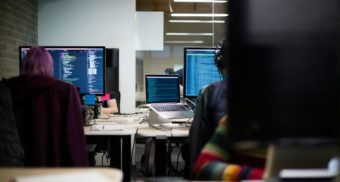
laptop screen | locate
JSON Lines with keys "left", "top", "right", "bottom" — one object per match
{"left": 145, "top": 75, "right": 180, "bottom": 103}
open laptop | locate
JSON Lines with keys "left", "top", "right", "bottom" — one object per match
{"left": 145, "top": 75, "right": 193, "bottom": 119}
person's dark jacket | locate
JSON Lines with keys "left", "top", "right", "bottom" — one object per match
{"left": 0, "top": 82, "right": 24, "bottom": 166}
{"left": 189, "top": 80, "right": 227, "bottom": 171}
{"left": 3, "top": 75, "right": 88, "bottom": 166}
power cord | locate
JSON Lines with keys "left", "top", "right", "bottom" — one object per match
{"left": 148, "top": 123, "right": 172, "bottom": 130}
{"left": 183, "top": 97, "right": 196, "bottom": 106}
{"left": 131, "top": 127, "right": 139, "bottom": 158}
{"left": 176, "top": 148, "right": 182, "bottom": 175}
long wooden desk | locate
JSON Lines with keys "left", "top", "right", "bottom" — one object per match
{"left": 84, "top": 118, "right": 139, "bottom": 182}
{"left": 0, "top": 168, "right": 122, "bottom": 182}
{"left": 136, "top": 122, "right": 190, "bottom": 176}
{"left": 84, "top": 114, "right": 190, "bottom": 180}
{"left": 136, "top": 122, "right": 189, "bottom": 137}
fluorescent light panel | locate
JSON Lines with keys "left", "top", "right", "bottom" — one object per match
{"left": 174, "top": 0, "right": 227, "bottom": 3}
{"left": 169, "top": 19, "right": 225, "bottom": 23}
{"left": 166, "top": 32, "right": 214, "bottom": 36}
{"left": 171, "top": 13, "right": 228, "bottom": 17}
{"left": 165, "top": 40, "right": 204, "bottom": 44}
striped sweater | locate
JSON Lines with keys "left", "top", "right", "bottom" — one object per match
{"left": 193, "top": 120, "right": 266, "bottom": 181}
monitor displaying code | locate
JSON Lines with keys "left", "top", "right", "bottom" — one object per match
{"left": 145, "top": 75, "right": 180, "bottom": 103}
{"left": 184, "top": 48, "right": 222, "bottom": 98}
{"left": 19, "top": 47, "right": 105, "bottom": 95}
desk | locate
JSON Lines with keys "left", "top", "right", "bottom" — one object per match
{"left": 85, "top": 113, "right": 190, "bottom": 179}
{"left": 84, "top": 117, "right": 139, "bottom": 182}
{"left": 137, "top": 123, "right": 189, "bottom": 137}
{"left": 0, "top": 168, "right": 122, "bottom": 182}
{"left": 136, "top": 123, "right": 190, "bottom": 176}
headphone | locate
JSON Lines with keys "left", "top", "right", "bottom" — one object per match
{"left": 214, "top": 39, "right": 226, "bottom": 71}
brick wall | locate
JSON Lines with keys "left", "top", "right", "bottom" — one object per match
{"left": 0, "top": 0, "right": 37, "bottom": 79}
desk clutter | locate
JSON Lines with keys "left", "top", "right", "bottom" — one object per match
{"left": 84, "top": 109, "right": 192, "bottom": 181}
{"left": 89, "top": 113, "right": 144, "bottom": 131}
{"left": 84, "top": 106, "right": 192, "bottom": 129}
{"left": 96, "top": 115, "right": 137, "bottom": 124}
{"left": 87, "top": 110, "right": 191, "bottom": 132}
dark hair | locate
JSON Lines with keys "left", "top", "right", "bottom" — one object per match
{"left": 21, "top": 46, "right": 54, "bottom": 77}
{"left": 215, "top": 39, "right": 228, "bottom": 72}
{"left": 164, "top": 68, "right": 175, "bottom": 75}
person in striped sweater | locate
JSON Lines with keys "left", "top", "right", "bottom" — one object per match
{"left": 193, "top": 117, "right": 267, "bottom": 181}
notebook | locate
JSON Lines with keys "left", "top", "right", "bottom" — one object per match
{"left": 145, "top": 75, "right": 193, "bottom": 119}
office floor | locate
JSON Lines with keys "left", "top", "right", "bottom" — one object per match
{"left": 93, "top": 143, "right": 186, "bottom": 182}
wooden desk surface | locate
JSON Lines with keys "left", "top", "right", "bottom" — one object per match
{"left": 84, "top": 115, "right": 189, "bottom": 137}
{"left": 137, "top": 123, "right": 189, "bottom": 137}
{"left": 84, "top": 120, "right": 139, "bottom": 136}
{"left": 0, "top": 167, "right": 122, "bottom": 182}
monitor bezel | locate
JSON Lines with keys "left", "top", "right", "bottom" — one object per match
{"left": 183, "top": 46, "right": 218, "bottom": 99}
{"left": 19, "top": 46, "right": 106, "bottom": 96}
{"left": 227, "top": 0, "right": 339, "bottom": 144}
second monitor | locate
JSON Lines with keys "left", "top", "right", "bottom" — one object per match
{"left": 183, "top": 47, "right": 223, "bottom": 99}
{"left": 20, "top": 46, "right": 105, "bottom": 95}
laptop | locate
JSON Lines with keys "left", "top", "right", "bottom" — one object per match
{"left": 145, "top": 75, "right": 193, "bottom": 119}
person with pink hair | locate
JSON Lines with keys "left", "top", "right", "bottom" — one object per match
{"left": 3, "top": 46, "right": 89, "bottom": 166}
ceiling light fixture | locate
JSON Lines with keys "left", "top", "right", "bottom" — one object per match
{"left": 174, "top": 0, "right": 227, "bottom": 3}
{"left": 169, "top": 19, "right": 225, "bottom": 23}
{"left": 165, "top": 40, "right": 204, "bottom": 44}
{"left": 168, "top": 0, "right": 173, "bottom": 13}
{"left": 171, "top": 13, "right": 228, "bottom": 17}
{"left": 166, "top": 32, "right": 214, "bottom": 36}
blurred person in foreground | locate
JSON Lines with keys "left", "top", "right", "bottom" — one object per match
{"left": 192, "top": 40, "right": 266, "bottom": 180}
{"left": 3, "top": 46, "right": 88, "bottom": 166}
{"left": 187, "top": 39, "right": 228, "bottom": 177}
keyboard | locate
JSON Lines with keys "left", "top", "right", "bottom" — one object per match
{"left": 151, "top": 104, "right": 189, "bottom": 112}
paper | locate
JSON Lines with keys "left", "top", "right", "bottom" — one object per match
{"left": 91, "top": 124, "right": 124, "bottom": 131}
{"left": 15, "top": 171, "right": 113, "bottom": 182}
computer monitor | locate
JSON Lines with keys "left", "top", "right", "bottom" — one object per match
{"left": 19, "top": 46, "right": 105, "bottom": 95}
{"left": 227, "top": 0, "right": 339, "bottom": 178}
{"left": 183, "top": 47, "right": 222, "bottom": 99}
{"left": 145, "top": 75, "right": 180, "bottom": 104}
{"left": 228, "top": 0, "right": 339, "bottom": 144}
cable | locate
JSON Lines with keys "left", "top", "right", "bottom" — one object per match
{"left": 176, "top": 148, "right": 182, "bottom": 175}
{"left": 105, "top": 151, "right": 110, "bottom": 165}
{"left": 170, "top": 127, "right": 174, "bottom": 137}
{"left": 101, "top": 151, "right": 105, "bottom": 166}
{"left": 183, "top": 97, "right": 196, "bottom": 106}
{"left": 131, "top": 127, "right": 139, "bottom": 158}
{"left": 185, "top": 118, "right": 193, "bottom": 127}
{"left": 129, "top": 127, "right": 139, "bottom": 180}
{"left": 148, "top": 123, "right": 172, "bottom": 130}
{"left": 136, "top": 104, "right": 148, "bottom": 109}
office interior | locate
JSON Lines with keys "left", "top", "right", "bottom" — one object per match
{"left": 0, "top": 0, "right": 339, "bottom": 182}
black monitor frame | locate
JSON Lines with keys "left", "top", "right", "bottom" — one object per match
{"left": 19, "top": 46, "right": 106, "bottom": 96}
{"left": 227, "top": 0, "right": 339, "bottom": 145}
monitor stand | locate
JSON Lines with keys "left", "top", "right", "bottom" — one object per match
{"left": 147, "top": 109, "right": 172, "bottom": 127}
{"left": 264, "top": 143, "right": 339, "bottom": 180}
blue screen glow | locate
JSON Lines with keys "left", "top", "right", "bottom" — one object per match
{"left": 20, "top": 47, "right": 105, "bottom": 95}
